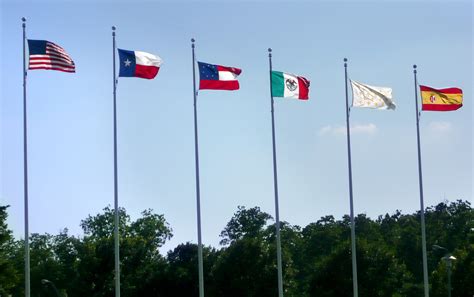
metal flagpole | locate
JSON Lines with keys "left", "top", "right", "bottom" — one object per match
{"left": 22, "top": 16, "right": 30, "bottom": 297}
{"left": 344, "top": 58, "right": 358, "bottom": 297}
{"left": 268, "top": 48, "right": 284, "bottom": 297}
{"left": 191, "top": 38, "right": 205, "bottom": 297}
{"left": 112, "top": 26, "right": 121, "bottom": 297}
{"left": 413, "top": 64, "right": 429, "bottom": 297}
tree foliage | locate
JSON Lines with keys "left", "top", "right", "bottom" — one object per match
{"left": 0, "top": 205, "right": 19, "bottom": 296}
{"left": 0, "top": 200, "right": 472, "bottom": 297}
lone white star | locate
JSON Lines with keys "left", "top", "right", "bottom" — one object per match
{"left": 124, "top": 59, "right": 131, "bottom": 67}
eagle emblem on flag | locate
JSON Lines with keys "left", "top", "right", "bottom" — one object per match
{"left": 285, "top": 78, "right": 298, "bottom": 91}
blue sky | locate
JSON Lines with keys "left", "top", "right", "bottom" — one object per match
{"left": 1, "top": 0, "right": 472, "bottom": 253}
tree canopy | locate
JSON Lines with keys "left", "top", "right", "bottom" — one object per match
{"left": 0, "top": 200, "right": 472, "bottom": 297}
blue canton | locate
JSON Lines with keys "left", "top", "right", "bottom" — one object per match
{"left": 198, "top": 62, "right": 218, "bottom": 80}
{"left": 118, "top": 49, "right": 136, "bottom": 77}
{"left": 28, "top": 40, "right": 47, "bottom": 54}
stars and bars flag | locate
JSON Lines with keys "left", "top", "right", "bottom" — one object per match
{"left": 198, "top": 62, "right": 241, "bottom": 90}
{"left": 27, "top": 40, "right": 75, "bottom": 73}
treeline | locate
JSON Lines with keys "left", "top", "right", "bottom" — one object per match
{"left": 0, "top": 200, "right": 473, "bottom": 297}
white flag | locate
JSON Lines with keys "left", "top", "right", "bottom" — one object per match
{"left": 351, "top": 80, "right": 396, "bottom": 110}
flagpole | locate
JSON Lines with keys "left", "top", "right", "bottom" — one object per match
{"left": 413, "top": 64, "right": 429, "bottom": 297}
{"left": 22, "top": 16, "right": 30, "bottom": 297}
{"left": 344, "top": 58, "right": 358, "bottom": 297}
{"left": 191, "top": 38, "right": 205, "bottom": 297}
{"left": 268, "top": 48, "right": 284, "bottom": 297}
{"left": 112, "top": 26, "right": 121, "bottom": 297}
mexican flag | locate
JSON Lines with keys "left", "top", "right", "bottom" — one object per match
{"left": 271, "top": 71, "right": 310, "bottom": 100}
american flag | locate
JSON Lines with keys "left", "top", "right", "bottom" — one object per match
{"left": 28, "top": 39, "right": 75, "bottom": 73}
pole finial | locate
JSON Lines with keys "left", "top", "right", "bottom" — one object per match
{"left": 413, "top": 64, "right": 417, "bottom": 69}
{"left": 22, "top": 17, "right": 26, "bottom": 22}
{"left": 344, "top": 57, "right": 348, "bottom": 67}
{"left": 112, "top": 26, "right": 116, "bottom": 31}
{"left": 191, "top": 38, "right": 195, "bottom": 43}
{"left": 268, "top": 48, "right": 272, "bottom": 53}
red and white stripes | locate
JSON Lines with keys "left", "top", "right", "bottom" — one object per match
{"left": 29, "top": 41, "right": 75, "bottom": 73}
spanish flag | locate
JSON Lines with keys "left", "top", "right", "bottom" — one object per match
{"left": 420, "top": 85, "right": 463, "bottom": 111}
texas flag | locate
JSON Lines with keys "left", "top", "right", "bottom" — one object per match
{"left": 118, "top": 49, "right": 163, "bottom": 79}
{"left": 198, "top": 62, "right": 242, "bottom": 90}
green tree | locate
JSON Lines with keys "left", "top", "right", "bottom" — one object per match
{"left": 214, "top": 206, "right": 301, "bottom": 297}
{"left": 214, "top": 206, "right": 276, "bottom": 297}
{"left": 429, "top": 201, "right": 474, "bottom": 297}
{"left": 309, "top": 238, "right": 416, "bottom": 297}
{"left": 165, "top": 242, "right": 218, "bottom": 297}
{"left": 299, "top": 215, "right": 348, "bottom": 296}
{"left": 19, "top": 206, "right": 174, "bottom": 297}
{"left": 450, "top": 244, "right": 474, "bottom": 297}
{"left": 263, "top": 221, "right": 303, "bottom": 297}
{"left": 213, "top": 236, "right": 276, "bottom": 297}
{"left": 219, "top": 206, "right": 272, "bottom": 245}
{"left": 3, "top": 200, "right": 472, "bottom": 297}
{"left": 0, "top": 205, "right": 20, "bottom": 296}
{"left": 121, "top": 209, "right": 172, "bottom": 297}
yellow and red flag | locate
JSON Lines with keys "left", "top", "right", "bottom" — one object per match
{"left": 420, "top": 85, "right": 463, "bottom": 111}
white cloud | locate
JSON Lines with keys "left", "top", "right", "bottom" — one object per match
{"left": 318, "top": 123, "right": 377, "bottom": 136}
{"left": 318, "top": 125, "right": 333, "bottom": 136}
{"left": 351, "top": 123, "right": 377, "bottom": 135}
{"left": 429, "top": 121, "right": 452, "bottom": 133}
{"left": 332, "top": 126, "right": 347, "bottom": 135}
